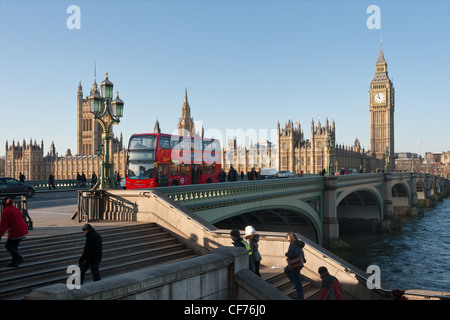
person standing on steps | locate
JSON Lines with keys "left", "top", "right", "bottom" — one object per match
{"left": 244, "top": 225, "right": 261, "bottom": 276}
{"left": 317, "top": 266, "right": 344, "bottom": 300}
{"left": 230, "top": 229, "right": 255, "bottom": 273}
{"left": 0, "top": 197, "right": 29, "bottom": 267}
{"left": 284, "top": 231, "right": 306, "bottom": 299}
{"left": 79, "top": 224, "right": 102, "bottom": 284}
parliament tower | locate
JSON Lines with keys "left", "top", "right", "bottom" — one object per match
{"left": 177, "top": 86, "right": 196, "bottom": 137}
{"left": 369, "top": 40, "right": 395, "bottom": 171}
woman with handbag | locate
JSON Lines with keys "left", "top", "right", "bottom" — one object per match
{"left": 284, "top": 231, "right": 306, "bottom": 299}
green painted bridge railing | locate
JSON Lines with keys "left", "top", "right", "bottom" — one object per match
{"left": 156, "top": 176, "right": 325, "bottom": 212}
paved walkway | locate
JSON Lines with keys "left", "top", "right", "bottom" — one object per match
{"left": 7, "top": 203, "right": 138, "bottom": 240}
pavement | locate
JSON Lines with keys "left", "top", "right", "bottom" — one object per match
{"left": 25, "top": 212, "right": 138, "bottom": 239}
{"left": 1, "top": 197, "right": 138, "bottom": 241}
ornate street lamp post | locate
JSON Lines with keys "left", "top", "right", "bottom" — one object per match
{"left": 88, "top": 72, "right": 124, "bottom": 189}
{"left": 384, "top": 146, "right": 390, "bottom": 173}
{"left": 326, "top": 135, "right": 335, "bottom": 176}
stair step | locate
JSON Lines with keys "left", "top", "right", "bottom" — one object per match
{"left": 0, "top": 223, "right": 162, "bottom": 259}
{"left": 0, "top": 232, "right": 173, "bottom": 265}
{"left": 0, "top": 241, "right": 186, "bottom": 282}
{"left": 0, "top": 223, "right": 199, "bottom": 300}
{"left": 262, "top": 268, "right": 321, "bottom": 300}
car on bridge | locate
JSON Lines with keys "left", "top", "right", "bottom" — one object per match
{"left": 277, "top": 170, "right": 295, "bottom": 178}
{"left": 0, "top": 177, "right": 36, "bottom": 198}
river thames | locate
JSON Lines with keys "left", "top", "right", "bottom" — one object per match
{"left": 340, "top": 197, "right": 450, "bottom": 293}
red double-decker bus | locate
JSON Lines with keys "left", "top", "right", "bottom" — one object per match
{"left": 126, "top": 133, "right": 222, "bottom": 189}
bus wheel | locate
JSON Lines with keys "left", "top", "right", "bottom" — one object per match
{"left": 172, "top": 180, "right": 178, "bottom": 186}
{"left": 206, "top": 178, "right": 212, "bottom": 183}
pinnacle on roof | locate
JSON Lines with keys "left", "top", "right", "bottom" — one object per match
{"left": 376, "top": 38, "right": 386, "bottom": 64}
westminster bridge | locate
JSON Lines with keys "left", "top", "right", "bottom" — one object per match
{"left": 77, "top": 172, "right": 449, "bottom": 245}
{"left": 11, "top": 171, "right": 448, "bottom": 300}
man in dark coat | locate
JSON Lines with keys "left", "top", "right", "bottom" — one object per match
{"left": 79, "top": 224, "right": 102, "bottom": 284}
{"left": 230, "top": 229, "right": 255, "bottom": 273}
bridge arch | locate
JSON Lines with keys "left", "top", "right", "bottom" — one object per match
{"left": 416, "top": 179, "right": 426, "bottom": 199}
{"left": 391, "top": 182, "right": 411, "bottom": 207}
{"left": 336, "top": 188, "right": 383, "bottom": 220}
{"left": 209, "top": 200, "right": 322, "bottom": 244}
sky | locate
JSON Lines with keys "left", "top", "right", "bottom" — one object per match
{"left": 0, "top": 0, "right": 449, "bottom": 158}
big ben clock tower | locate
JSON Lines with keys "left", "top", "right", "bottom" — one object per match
{"left": 369, "top": 40, "right": 395, "bottom": 171}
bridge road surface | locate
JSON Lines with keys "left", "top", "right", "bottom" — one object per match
{"left": 9, "top": 190, "right": 136, "bottom": 239}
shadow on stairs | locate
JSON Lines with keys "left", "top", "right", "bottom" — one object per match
{"left": 0, "top": 222, "right": 198, "bottom": 300}
{"left": 261, "top": 266, "right": 321, "bottom": 300}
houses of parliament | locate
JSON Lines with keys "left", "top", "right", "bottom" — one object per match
{"left": 224, "top": 42, "right": 392, "bottom": 174}
{"left": 3, "top": 43, "right": 393, "bottom": 181}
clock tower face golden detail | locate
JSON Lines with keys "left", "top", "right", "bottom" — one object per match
{"left": 369, "top": 40, "right": 395, "bottom": 171}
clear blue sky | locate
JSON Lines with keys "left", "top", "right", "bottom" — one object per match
{"left": 1, "top": 0, "right": 449, "bottom": 157}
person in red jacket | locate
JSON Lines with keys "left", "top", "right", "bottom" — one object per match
{"left": 0, "top": 198, "right": 29, "bottom": 267}
{"left": 317, "top": 266, "right": 344, "bottom": 300}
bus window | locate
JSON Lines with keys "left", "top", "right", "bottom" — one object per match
{"left": 170, "top": 136, "right": 181, "bottom": 149}
{"left": 159, "top": 136, "right": 170, "bottom": 149}
{"left": 127, "top": 162, "right": 155, "bottom": 179}
{"left": 129, "top": 135, "right": 157, "bottom": 149}
{"left": 180, "top": 164, "right": 190, "bottom": 175}
{"left": 200, "top": 164, "right": 216, "bottom": 175}
{"left": 203, "top": 140, "right": 220, "bottom": 164}
{"left": 193, "top": 138, "right": 202, "bottom": 151}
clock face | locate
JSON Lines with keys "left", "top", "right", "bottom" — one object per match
{"left": 374, "top": 92, "right": 385, "bottom": 103}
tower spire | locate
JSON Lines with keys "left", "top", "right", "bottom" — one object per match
{"left": 177, "top": 86, "right": 195, "bottom": 136}
{"left": 377, "top": 38, "right": 386, "bottom": 64}
{"left": 91, "top": 59, "right": 99, "bottom": 93}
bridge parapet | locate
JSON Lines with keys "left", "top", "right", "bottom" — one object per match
{"left": 102, "top": 189, "right": 449, "bottom": 300}
{"left": 157, "top": 177, "right": 324, "bottom": 212}
{"left": 334, "top": 173, "right": 384, "bottom": 188}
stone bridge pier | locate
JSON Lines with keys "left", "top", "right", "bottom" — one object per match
{"left": 322, "top": 176, "right": 339, "bottom": 246}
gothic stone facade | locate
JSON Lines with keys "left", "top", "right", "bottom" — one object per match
{"left": 223, "top": 118, "right": 385, "bottom": 175}
{"left": 4, "top": 76, "right": 127, "bottom": 182}
{"left": 223, "top": 43, "right": 390, "bottom": 174}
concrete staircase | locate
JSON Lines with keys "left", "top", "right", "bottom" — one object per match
{"left": 262, "top": 268, "right": 321, "bottom": 300}
{"left": 0, "top": 223, "right": 198, "bottom": 299}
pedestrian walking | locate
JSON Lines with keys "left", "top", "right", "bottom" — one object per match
{"left": 76, "top": 172, "right": 81, "bottom": 188}
{"left": 227, "top": 166, "right": 238, "bottom": 181}
{"left": 317, "top": 266, "right": 344, "bottom": 300}
{"left": 244, "top": 225, "right": 261, "bottom": 276}
{"left": 79, "top": 224, "right": 102, "bottom": 284}
{"left": 0, "top": 198, "right": 28, "bottom": 267}
{"left": 48, "top": 173, "right": 56, "bottom": 190}
{"left": 217, "top": 168, "right": 226, "bottom": 182}
{"left": 81, "top": 172, "right": 87, "bottom": 188}
{"left": 250, "top": 167, "right": 257, "bottom": 180}
{"left": 284, "top": 231, "right": 306, "bottom": 299}
{"left": 230, "top": 229, "right": 255, "bottom": 273}
{"left": 116, "top": 171, "right": 121, "bottom": 187}
{"left": 91, "top": 171, "right": 98, "bottom": 187}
